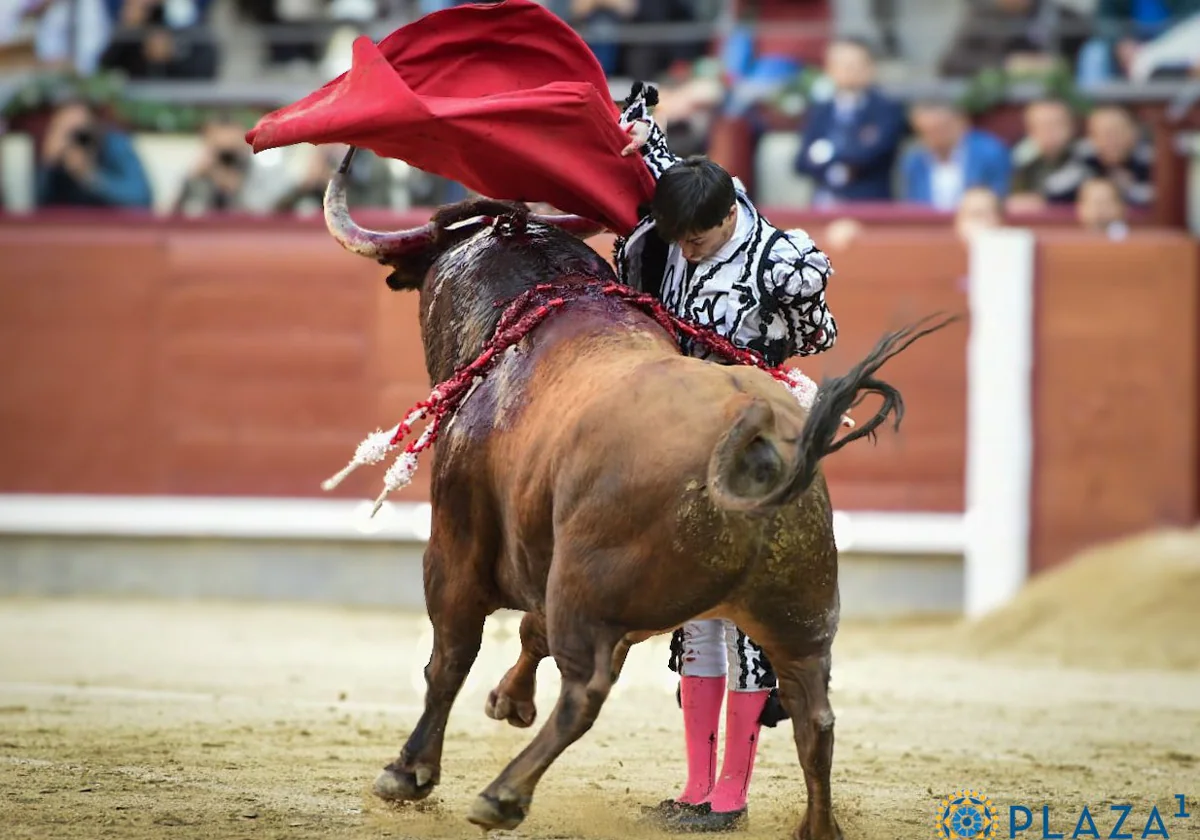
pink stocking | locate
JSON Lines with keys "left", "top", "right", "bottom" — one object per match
{"left": 706, "top": 689, "right": 769, "bottom": 813}
{"left": 675, "top": 675, "right": 725, "bottom": 804}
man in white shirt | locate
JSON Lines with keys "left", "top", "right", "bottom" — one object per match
{"left": 899, "top": 99, "right": 1013, "bottom": 211}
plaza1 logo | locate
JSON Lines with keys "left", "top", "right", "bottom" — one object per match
{"left": 937, "top": 790, "right": 1001, "bottom": 839}
{"left": 936, "top": 790, "right": 1193, "bottom": 839}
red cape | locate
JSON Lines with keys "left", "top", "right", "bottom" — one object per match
{"left": 245, "top": 0, "right": 655, "bottom": 235}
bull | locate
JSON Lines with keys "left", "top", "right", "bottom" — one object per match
{"left": 322, "top": 148, "right": 954, "bottom": 840}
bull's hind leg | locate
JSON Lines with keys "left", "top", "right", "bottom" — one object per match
{"left": 609, "top": 634, "right": 633, "bottom": 682}
{"left": 466, "top": 614, "right": 623, "bottom": 831}
{"left": 374, "top": 535, "right": 490, "bottom": 804}
{"left": 775, "top": 652, "right": 842, "bottom": 840}
{"left": 485, "top": 612, "right": 546, "bottom": 728}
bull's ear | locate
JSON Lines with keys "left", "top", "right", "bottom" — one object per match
{"left": 378, "top": 244, "right": 437, "bottom": 291}
{"left": 383, "top": 266, "right": 425, "bottom": 292}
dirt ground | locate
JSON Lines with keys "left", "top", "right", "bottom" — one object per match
{"left": 1, "top": 598, "right": 1198, "bottom": 840}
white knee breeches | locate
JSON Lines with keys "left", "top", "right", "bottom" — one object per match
{"left": 673, "top": 619, "right": 776, "bottom": 691}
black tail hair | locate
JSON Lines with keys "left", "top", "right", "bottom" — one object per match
{"left": 769, "top": 312, "right": 963, "bottom": 506}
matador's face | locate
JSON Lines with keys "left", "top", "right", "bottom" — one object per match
{"left": 678, "top": 203, "right": 738, "bottom": 263}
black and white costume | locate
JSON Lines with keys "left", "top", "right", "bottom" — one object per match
{"left": 613, "top": 83, "right": 838, "bottom": 709}
{"left": 614, "top": 85, "right": 837, "bottom": 369}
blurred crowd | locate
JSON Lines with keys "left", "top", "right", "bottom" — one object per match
{"left": 793, "top": 35, "right": 1155, "bottom": 244}
{"left": 3, "top": 0, "right": 219, "bottom": 79}
{"left": 29, "top": 96, "right": 425, "bottom": 215}
{"left": 3, "top": 0, "right": 1199, "bottom": 237}
{"left": 0, "top": 0, "right": 717, "bottom": 80}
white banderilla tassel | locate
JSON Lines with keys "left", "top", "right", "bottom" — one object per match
{"left": 370, "top": 451, "right": 419, "bottom": 516}
{"left": 781, "top": 369, "right": 855, "bottom": 429}
{"left": 782, "top": 368, "right": 819, "bottom": 409}
{"left": 369, "top": 425, "right": 436, "bottom": 516}
{"left": 321, "top": 424, "right": 401, "bottom": 491}
{"left": 321, "top": 407, "right": 427, "bottom": 491}
{"left": 321, "top": 423, "right": 402, "bottom": 491}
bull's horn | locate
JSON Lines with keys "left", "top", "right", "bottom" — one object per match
{"left": 530, "top": 214, "right": 606, "bottom": 239}
{"left": 323, "top": 147, "right": 436, "bottom": 260}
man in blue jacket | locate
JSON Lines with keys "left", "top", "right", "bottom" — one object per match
{"left": 37, "top": 98, "right": 153, "bottom": 210}
{"left": 899, "top": 99, "right": 1012, "bottom": 211}
{"left": 793, "top": 37, "right": 907, "bottom": 205}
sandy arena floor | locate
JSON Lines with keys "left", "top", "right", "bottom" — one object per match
{"left": 1, "top": 599, "right": 1198, "bottom": 840}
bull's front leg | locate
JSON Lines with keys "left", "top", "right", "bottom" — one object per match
{"left": 374, "top": 537, "right": 490, "bottom": 804}
{"left": 485, "top": 612, "right": 547, "bottom": 728}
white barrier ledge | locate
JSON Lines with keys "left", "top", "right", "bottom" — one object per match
{"left": 0, "top": 494, "right": 964, "bottom": 555}
{"left": 0, "top": 494, "right": 433, "bottom": 543}
{"left": 830, "top": 510, "right": 965, "bottom": 555}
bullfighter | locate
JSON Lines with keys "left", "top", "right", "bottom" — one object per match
{"left": 613, "top": 81, "right": 839, "bottom": 834}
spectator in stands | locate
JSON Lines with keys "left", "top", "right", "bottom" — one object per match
{"left": 99, "top": 0, "right": 217, "bottom": 79}
{"left": 1124, "top": 10, "right": 1200, "bottom": 81}
{"left": 1, "top": 0, "right": 113, "bottom": 74}
{"left": 1007, "top": 97, "right": 1089, "bottom": 214}
{"left": 647, "top": 75, "right": 724, "bottom": 158}
{"left": 620, "top": 0, "right": 708, "bottom": 82}
{"left": 793, "top": 37, "right": 907, "bottom": 206}
{"left": 1076, "top": 105, "right": 1154, "bottom": 207}
{"left": 1076, "top": 0, "right": 1200, "bottom": 85}
{"left": 273, "top": 143, "right": 396, "bottom": 215}
{"left": 570, "top": 0, "right": 636, "bottom": 75}
{"left": 899, "top": 100, "right": 1011, "bottom": 211}
{"left": 954, "top": 185, "right": 1004, "bottom": 242}
{"left": 176, "top": 115, "right": 377, "bottom": 217}
{"left": 174, "top": 115, "right": 263, "bottom": 215}
{"left": 36, "top": 98, "right": 152, "bottom": 210}
{"left": 939, "top": 0, "right": 1091, "bottom": 78}
{"left": 236, "top": 0, "right": 323, "bottom": 67}
{"left": 1076, "top": 176, "right": 1129, "bottom": 239}
{"left": 320, "top": 0, "right": 386, "bottom": 78}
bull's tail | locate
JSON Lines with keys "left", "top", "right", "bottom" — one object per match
{"left": 707, "top": 313, "right": 961, "bottom": 514}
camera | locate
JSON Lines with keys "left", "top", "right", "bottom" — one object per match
{"left": 216, "top": 148, "right": 247, "bottom": 171}
{"left": 70, "top": 127, "right": 96, "bottom": 149}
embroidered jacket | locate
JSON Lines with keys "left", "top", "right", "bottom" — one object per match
{"left": 613, "top": 83, "right": 838, "bottom": 367}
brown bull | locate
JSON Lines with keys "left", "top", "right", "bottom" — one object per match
{"left": 323, "top": 149, "right": 955, "bottom": 840}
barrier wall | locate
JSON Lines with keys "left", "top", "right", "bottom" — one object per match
{"left": 0, "top": 213, "right": 1195, "bottom": 571}
{"left": 1029, "top": 231, "right": 1198, "bottom": 571}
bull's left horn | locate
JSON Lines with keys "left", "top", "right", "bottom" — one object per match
{"left": 324, "top": 147, "right": 436, "bottom": 260}
{"left": 530, "top": 214, "right": 606, "bottom": 239}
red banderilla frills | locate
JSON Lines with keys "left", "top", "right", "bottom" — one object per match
{"left": 321, "top": 277, "right": 841, "bottom": 516}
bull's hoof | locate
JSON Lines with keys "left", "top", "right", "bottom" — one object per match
{"left": 794, "top": 815, "right": 843, "bottom": 840}
{"left": 372, "top": 763, "right": 437, "bottom": 803}
{"left": 484, "top": 688, "right": 537, "bottom": 728}
{"left": 466, "top": 791, "right": 529, "bottom": 831}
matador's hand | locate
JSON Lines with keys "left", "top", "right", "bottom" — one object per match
{"left": 620, "top": 120, "right": 651, "bottom": 157}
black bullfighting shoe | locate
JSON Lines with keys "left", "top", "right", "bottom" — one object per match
{"left": 664, "top": 802, "right": 748, "bottom": 833}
